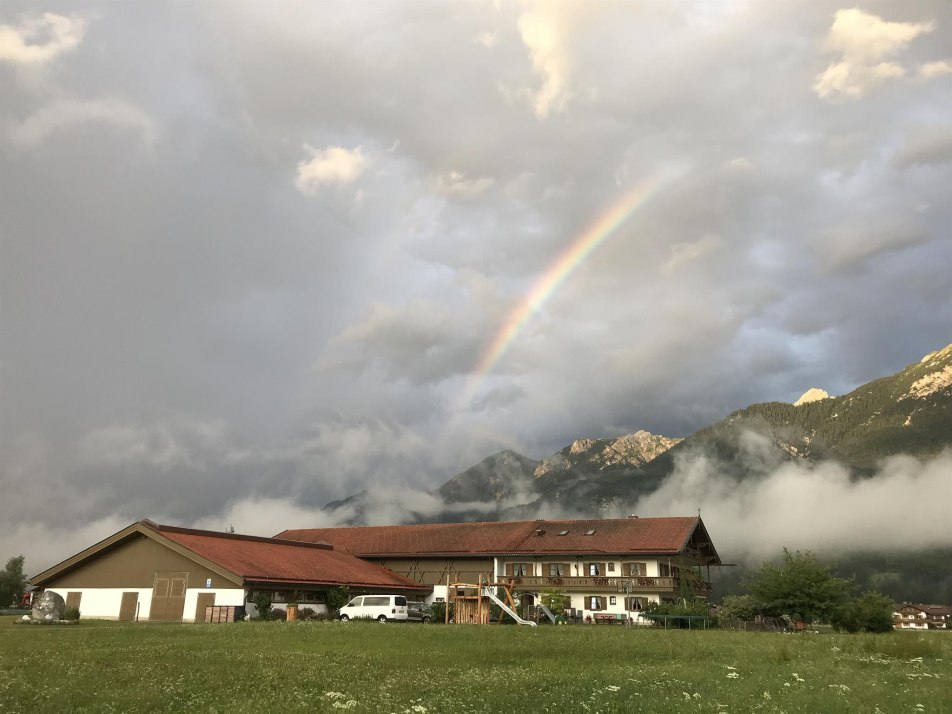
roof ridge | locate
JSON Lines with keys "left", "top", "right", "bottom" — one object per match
{"left": 145, "top": 520, "right": 333, "bottom": 550}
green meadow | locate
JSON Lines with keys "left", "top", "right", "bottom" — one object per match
{"left": 1, "top": 617, "right": 949, "bottom": 713}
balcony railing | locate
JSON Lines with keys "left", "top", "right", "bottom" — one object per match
{"left": 503, "top": 575, "right": 712, "bottom": 593}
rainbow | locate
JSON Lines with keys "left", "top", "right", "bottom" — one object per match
{"left": 456, "top": 170, "right": 678, "bottom": 413}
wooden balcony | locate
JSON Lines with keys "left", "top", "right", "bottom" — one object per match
{"left": 506, "top": 575, "right": 712, "bottom": 594}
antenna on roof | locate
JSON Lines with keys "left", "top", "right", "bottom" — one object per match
{"left": 697, "top": 507, "right": 701, "bottom": 518}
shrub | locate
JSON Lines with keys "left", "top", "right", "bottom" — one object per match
{"left": 429, "top": 602, "right": 453, "bottom": 623}
{"left": 297, "top": 607, "right": 317, "bottom": 621}
{"left": 62, "top": 607, "right": 81, "bottom": 621}
{"left": 831, "top": 591, "right": 895, "bottom": 633}
{"left": 251, "top": 592, "right": 272, "bottom": 620}
{"left": 269, "top": 608, "right": 287, "bottom": 622}
{"left": 718, "top": 594, "right": 760, "bottom": 622}
{"left": 325, "top": 586, "right": 350, "bottom": 618}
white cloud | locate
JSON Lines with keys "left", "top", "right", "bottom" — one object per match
{"left": 294, "top": 144, "right": 368, "bottom": 194}
{"left": 77, "top": 418, "right": 233, "bottom": 472}
{"left": 475, "top": 32, "right": 498, "bottom": 49}
{"left": 918, "top": 60, "right": 952, "bottom": 79}
{"left": 433, "top": 171, "right": 495, "bottom": 198}
{"left": 10, "top": 98, "right": 157, "bottom": 148}
{"left": 516, "top": 1, "right": 580, "bottom": 118}
{"left": 662, "top": 235, "right": 722, "bottom": 274}
{"left": 0, "top": 12, "right": 85, "bottom": 64}
{"left": 635, "top": 447, "right": 952, "bottom": 560}
{"left": 814, "top": 8, "right": 934, "bottom": 102}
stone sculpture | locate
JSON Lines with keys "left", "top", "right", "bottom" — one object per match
{"left": 32, "top": 591, "right": 66, "bottom": 621}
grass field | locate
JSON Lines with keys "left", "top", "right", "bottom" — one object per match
{"left": 1, "top": 617, "right": 949, "bottom": 713}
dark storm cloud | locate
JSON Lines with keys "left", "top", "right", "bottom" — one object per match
{"left": 2, "top": 0, "right": 951, "bottom": 572}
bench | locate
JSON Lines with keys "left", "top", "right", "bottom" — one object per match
{"left": 593, "top": 613, "right": 628, "bottom": 625}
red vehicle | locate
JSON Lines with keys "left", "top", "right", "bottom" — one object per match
{"left": 18, "top": 592, "right": 34, "bottom": 609}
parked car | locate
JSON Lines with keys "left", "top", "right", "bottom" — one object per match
{"left": 406, "top": 601, "right": 433, "bottom": 623}
{"left": 339, "top": 595, "right": 408, "bottom": 622}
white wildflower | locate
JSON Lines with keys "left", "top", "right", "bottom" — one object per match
{"left": 726, "top": 672, "right": 740, "bottom": 679}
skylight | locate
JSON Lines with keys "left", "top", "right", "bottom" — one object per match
{"left": 584, "top": 529, "right": 596, "bottom": 536}
{"left": 558, "top": 530, "right": 569, "bottom": 536}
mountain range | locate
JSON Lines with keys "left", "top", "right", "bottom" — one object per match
{"left": 327, "top": 342, "right": 952, "bottom": 521}
{"left": 322, "top": 343, "right": 952, "bottom": 601}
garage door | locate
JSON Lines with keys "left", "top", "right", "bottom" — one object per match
{"left": 149, "top": 572, "right": 188, "bottom": 622}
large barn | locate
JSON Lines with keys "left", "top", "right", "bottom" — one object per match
{"left": 30, "top": 519, "right": 427, "bottom": 622}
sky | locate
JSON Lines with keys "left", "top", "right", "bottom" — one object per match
{"left": 1, "top": 1, "right": 950, "bottom": 573}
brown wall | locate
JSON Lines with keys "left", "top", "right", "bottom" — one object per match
{"left": 43, "top": 534, "right": 230, "bottom": 589}
{"left": 371, "top": 557, "right": 494, "bottom": 586}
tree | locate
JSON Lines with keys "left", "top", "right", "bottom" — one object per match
{"left": 746, "top": 549, "right": 851, "bottom": 623}
{"left": 325, "top": 586, "right": 350, "bottom": 617}
{"left": 541, "top": 588, "right": 566, "bottom": 617}
{"left": 830, "top": 591, "right": 896, "bottom": 633}
{"left": 0, "top": 555, "right": 26, "bottom": 608}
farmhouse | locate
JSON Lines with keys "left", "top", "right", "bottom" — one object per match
{"left": 277, "top": 516, "right": 722, "bottom": 623}
{"left": 893, "top": 603, "right": 951, "bottom": 630}
{"left": 29, "top": 519, "right": 426, "bottom": 622}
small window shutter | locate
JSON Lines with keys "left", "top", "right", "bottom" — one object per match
{"left": 505, "top": 563, "right": 513, "bottom": 576}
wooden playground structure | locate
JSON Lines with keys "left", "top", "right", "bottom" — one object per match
{"left": 445, "top": 575, "right": 537, "bottom": 625}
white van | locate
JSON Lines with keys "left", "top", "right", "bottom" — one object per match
{"left": 339, "top": 595, "right": 408, "bottom": 622}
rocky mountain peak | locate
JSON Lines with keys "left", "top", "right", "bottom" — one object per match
{"left": 534, "top": 430, "right": 681, "bottom": 478}
{"left": 794, "top": 387, "right": 831, "bottom": 406}
{"left": 569, "top": 438, "right": 596, "bottom": 454}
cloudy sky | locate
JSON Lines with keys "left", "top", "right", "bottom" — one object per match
{"left": 2, "top": 1, "right": 950, "bottom": 570}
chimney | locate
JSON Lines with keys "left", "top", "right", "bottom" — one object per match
{"left": 628, "top": 514, "right": 639, "bottom": 519}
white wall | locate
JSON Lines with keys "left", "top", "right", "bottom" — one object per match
{"left": 567, "top": 593, "right": 660, "bottom": 623}
{"left": 47, "top": 587, "right": 244, "bottom": 621}
{"left": 183, "top": 588, "right": 245, "bottom": 622}
{"left": 48, "top": 587, "right": 152, "bottom": 620}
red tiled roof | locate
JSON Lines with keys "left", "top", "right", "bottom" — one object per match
{"left": 149, "top": 523, "right": 424, "bottom": 590}
{"left": 276, "top": 517, "right": 706, "bottom": 558}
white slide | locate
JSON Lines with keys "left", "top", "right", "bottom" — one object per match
{"left": 482, "top": 587, "right": 538, "bottom": 626}
{"left": 538, "top": 602, "right": 557, "bottom": 623}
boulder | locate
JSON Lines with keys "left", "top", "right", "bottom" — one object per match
{"left": 32, "top": 591, "right": 66, "bottom": 621}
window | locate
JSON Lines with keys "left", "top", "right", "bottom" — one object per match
{"left": 610, "top": 596, "right": 617, "bottom": 605}
{"left": 584, "top": 529, "right": 596, "bottom": 536}
{"left": 607, "top": 563, "right": 615, "bottom": 573}
{"left": 558, "top": 530, "right": 569, "bottom": 536}
{"left": 588, "top": 596, "right": 604, "bottom": 611}
{"left": 625, "top": 597, "right": 646, "bottom": 611}
{"left": 548, "top": 563, "right": 566, "bottom": 577}
{"left": 507, "top": 562, "right": 531, "bottom": 576}
{"left": 624, "top": 562, "right": 647, "bottom": 577}
{"left": 586, "top": 562, "right": 606, "bottom": 576}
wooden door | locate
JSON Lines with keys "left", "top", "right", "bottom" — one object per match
{"left": 194, "top": 592, "right": 216, "bottom": 623}
{"left": 150, "top": 572, "right": 188, "bottom": 621}
{"left": 65, "top": 592, "right": 82, "bottom": 611}
{"left": 119, "top": 592, "right": 138, "bottom": 621}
